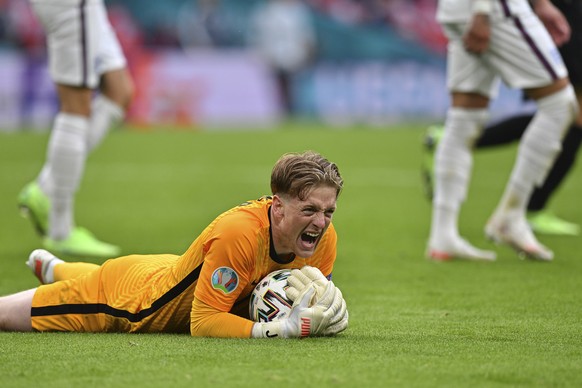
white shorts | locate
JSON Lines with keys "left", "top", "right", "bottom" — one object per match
{"left": 30, "top": 0, "right": 127, "bottom": 88}
{"left": 443, "top": 12, "right": 568, "bottom": 98}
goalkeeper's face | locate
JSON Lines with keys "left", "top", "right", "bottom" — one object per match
{"left": 273, "top": 185, "right": 337, "bottom": 258}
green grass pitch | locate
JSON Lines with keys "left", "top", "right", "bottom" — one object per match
{"left": 1, "top": 122, "right": 581, "bottom": 387}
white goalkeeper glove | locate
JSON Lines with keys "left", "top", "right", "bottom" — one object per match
{"left": 285, "top": 266, "right": 348, "bottom": 336}
{"left": 286, "top": 266, "right": 329, "bottom": 302}
{"left": 319, "top": 283, "right": 348, "bottom": 336}
{"left": 251, "top": 281, "right": 346, "bottom": 338}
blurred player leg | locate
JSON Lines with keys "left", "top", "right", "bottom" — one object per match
{"left": 19, "top": 0, "right": 131, "bottom": 258}
{"left": 421, "top": 125, "right": 445, "bottom": 200}
{"left": 526, "top": 0, "right": 582, "bottom": 233}
{"left": 86, "top": 94, "right": 124, "bottom": 152}
{"left": 40, "top": 84, "right": 121, "bottom": 258}
{"left": 486, "top": 83, "right": 577, "bottom": 260}
{"left": 526, "top": 120, "right": 582, "bottom": 235}
{"left": 427, "top": 105, "right": 496, "bottom": 261}
{"left": 475, "top": 114, "right": 532, "bottom": 147}
{"left": 424, "top": 110, "right": 580, "bottom": 235}
{"left": 87, "top": 2, "right": 133, "bottom": 151}
{"left": 431, "top": 3, "right": 576, "bottom": 261}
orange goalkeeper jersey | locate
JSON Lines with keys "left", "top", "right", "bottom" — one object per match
{"left": 31, "top": 196, "right": 337, "bottom": 338}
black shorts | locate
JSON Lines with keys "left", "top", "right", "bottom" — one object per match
{"left": 554, "top": 0, "right": 582, "bottom": 85}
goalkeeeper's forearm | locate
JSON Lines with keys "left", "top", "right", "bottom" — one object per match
{"left": 190, "top": 297, "right": 254, "bottom": 338}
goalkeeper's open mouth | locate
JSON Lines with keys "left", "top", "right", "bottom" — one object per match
{"left": 300, "top": 231, "right": 321, "bottom": 251}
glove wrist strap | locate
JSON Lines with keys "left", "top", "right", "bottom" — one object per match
{"left": 251, "top": 321, "right": 288, "bottom": 339}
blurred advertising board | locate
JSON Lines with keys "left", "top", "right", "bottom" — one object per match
{"left": 0, "top": 49, "right": 281, "bottom": 131}
{"left": 295, "top": 61, "right": 531, "bottom": 126}
{"left": 0, "top": 50, "right": 529, "bottom": 131}
{"left": 128, "top": 50, "right": 282, "bottom": 129}
{"left": 0, "top": 53, "right": 57, "bottom": 132}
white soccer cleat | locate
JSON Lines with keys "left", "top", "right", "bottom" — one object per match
{"left": 485, "top": 213, "right": 554, "bottom": 261}
{"left": 426, "top": 237, "right": 497, "bottom": 262}
{"left": 26, "top": 249, "right": 63, "bottom": 284}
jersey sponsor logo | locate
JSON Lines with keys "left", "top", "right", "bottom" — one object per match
{"left": 211, "top": 266, "right": 239, "bottom": 294}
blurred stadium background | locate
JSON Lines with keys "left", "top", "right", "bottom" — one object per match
{"left": 0, "top": 0, "right": 530, "bottom": 132}
{"left": 2, "top": 4, "right": 582, "bottom": 385}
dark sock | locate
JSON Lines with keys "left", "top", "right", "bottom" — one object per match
{"left": 528, "top": 124, "right": 582, "bottom": 211}
{"left": 475, "top": 114, "right": 534, "bottom": 148}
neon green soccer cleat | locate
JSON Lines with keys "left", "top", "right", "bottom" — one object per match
{"left": 18, "top": 181, "right": 50, "bottom": 236}
{"left": 421, "top": 125, "right": 445, "bottom": 200}
{"left": 43, "top": 227, "right": 121, "bottom": 259}
{"left": 527, "top": 210, "right": 580, "bottom": 236}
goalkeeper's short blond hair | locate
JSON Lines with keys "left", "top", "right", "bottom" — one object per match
{"left": 270, "top": 151, "right": 343, "bottom": 201}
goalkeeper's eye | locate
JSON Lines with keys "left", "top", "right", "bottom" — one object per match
{"left": 302, "top": 207, "right": 335, "bottom": 218}
{"left": 302, "top": 206, "right": 317, "bottom": 216}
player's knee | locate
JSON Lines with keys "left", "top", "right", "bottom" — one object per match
{"left": 537, "top": 84, "right": 578, "bottom": 125}
{"left": 443, "top": 107, "right": 489, "bottom": 146}
{"left": 525, "top": 85, "right": 578, "bottom": 156}
{"left": 58, "top": 86, "right": 93, "bottom": 117}
{"left": 100, "top": 69, "right": 134, "bottom": 110}
{"left": 117, "top": 76, "right": 135, "bottom": 110}
{"left": 435, "top": 108, "right": 489, "bottom": 193}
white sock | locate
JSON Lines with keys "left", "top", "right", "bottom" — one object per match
{"left": 495, "top": 86, "right": 577, "bottom": 215}
{"left": 37, "top": 96, "right": 124, "bottom": 222}
{"left": 430, "top": 205, "right": 460, "bottom": 246}
{"left": 43, "top": 257, "right": 64, "bottom": 284}
{"left": 37, "top": 165, "right": 51, "bottom": 196}
{"left": 87, "top": 95, "right": 124, "bottom": 152}
{"left": 430, "top": 107, "right": 489, "bottom": 244}
{"left": 46, "top": 113, "right": 89, "bottom": 240}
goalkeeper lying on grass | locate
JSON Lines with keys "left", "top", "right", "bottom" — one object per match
{"left": 0, "top": 151, "right": 348, "bottom": 338}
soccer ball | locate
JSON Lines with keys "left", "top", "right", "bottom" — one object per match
{"left": 249, "top": 269, "right": 293, "bottom": 322}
